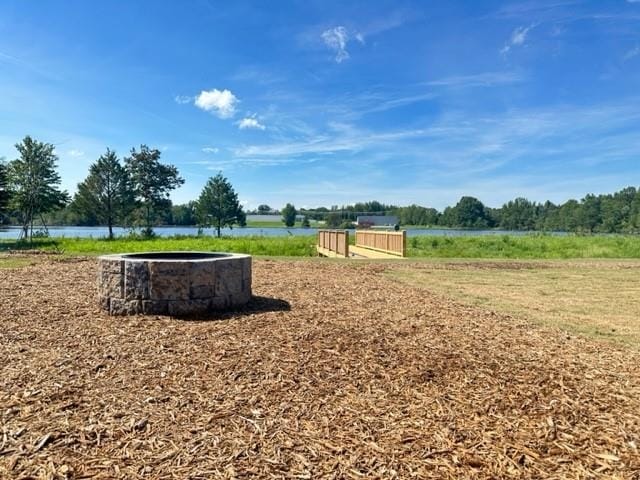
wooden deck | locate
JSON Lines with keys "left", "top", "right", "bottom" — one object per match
{"left": 317, "top": 229, "right": 408, "bottom": 260}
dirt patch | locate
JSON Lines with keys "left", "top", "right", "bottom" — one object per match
{"left": 1, "top": 258, "right": 639, "bottom": 479}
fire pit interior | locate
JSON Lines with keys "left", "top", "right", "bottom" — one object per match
{"left": 97, "top": 251, "right": 252, "bottom": 316}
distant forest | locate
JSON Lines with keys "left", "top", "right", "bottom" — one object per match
{"left": 9, "top": 186, "right": 640, "bottom": 234}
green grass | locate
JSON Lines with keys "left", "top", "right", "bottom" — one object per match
{"left": 3, "top": 233, "right": 640, "bottom": 259}
{"left": 0, "top": 235, "right": 317, "bottom": 257}
{"left": 245, "top": 220, "right": 321, "bottom": 228}
{"left": 244, "top": 220, "right": 286, "bottom": 228}
{"left": 406, "top": 234, "right": 640, "bottom": 259}
{"left": 0, "top": 257, "right": 37, "bottom": 269}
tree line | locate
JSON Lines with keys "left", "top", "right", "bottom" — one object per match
{"left": 1, "top": 135, "right": 639, "bottom": 236}
{"left": 0, "top": 136, "right": 244, "bottom": 240}
{"left": 298, "top": 193, "right": 640, "bottom": 233}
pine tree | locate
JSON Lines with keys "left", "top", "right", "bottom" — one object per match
{"left": 282, "top": 203, "right": 297, "bottom": 227}
{"left": 196, "top": 172, "right": 244, "bottom": 238}
{"left": 73, "top": 149, "right": 134, "bottom": 239}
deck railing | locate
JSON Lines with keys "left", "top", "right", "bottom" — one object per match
{"left": 317, "top": 229, "right": 349, "bottom": 257}
{"left": 355, "top": 230, "right": 406, "bottom": 257}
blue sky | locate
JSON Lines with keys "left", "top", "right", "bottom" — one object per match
{"left": 1, "top": 0, "right": 639, "bottom": 210}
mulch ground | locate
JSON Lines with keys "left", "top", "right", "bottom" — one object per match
{"left": 1, "top": 257, "right": 639, "bottom": 479}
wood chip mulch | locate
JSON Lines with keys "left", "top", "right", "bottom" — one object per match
{"left": 1, "top": 258, "right": 639, "bottom": 479}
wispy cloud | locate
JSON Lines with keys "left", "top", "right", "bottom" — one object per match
{"left": 174, "top": 95, "right": 192, "bottom": 104}
{"left": 194, "top": 88, "right": 238, "bottom": 118}
{"left": 237, "top": 116, "right": 266, "bottom": 130}
{"left": 360, "top": 9, "right": 414, "bottom": 37}
{"left": 68, "top": 149, "right": 84, "bottom": 157}
{"left": 501, "top": 24, "right": 535, "bottom": 55}
{"left": 0, "top": 50, "right": 61, "bottom": 82}
{"left": 321, "top": 26, "right": 350, "bottom": 63}
{"left": 623, "top": 45, "right": 640, "bottom": 60}
{"left": 426, "top": 71, "right": 524, "bottom": 88}
{"left": 201, "top": 147, "right": 219, "bottom": 153}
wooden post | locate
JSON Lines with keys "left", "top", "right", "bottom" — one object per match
{"left": 402, "top": 230, "right": 407, "bottom": 257}
{"left": 344, "top": 230, "right": 349, "bottom": 257}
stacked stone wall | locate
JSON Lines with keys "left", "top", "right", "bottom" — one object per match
{"left": 97, "top": 253, "right": 251, "bottom": 316}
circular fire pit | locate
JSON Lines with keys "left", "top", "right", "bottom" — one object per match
{"left": 97, "top": 252, "right": 252, "bottom": 316}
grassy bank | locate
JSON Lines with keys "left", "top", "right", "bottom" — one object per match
{"left": 388, "top": 259, "right": 640, "bottom": 347}
{"left": 407, "top": 234, "right": 640, "bottom": 258}
{"left": 2, "top": 233, "right": 640, "bottom": 259}
{"left": 0, "top": 235, "right": 317, "bottom": 257}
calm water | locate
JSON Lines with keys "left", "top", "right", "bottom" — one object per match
{"left": 0, "top": 225, "right": 565, "bottom": 240}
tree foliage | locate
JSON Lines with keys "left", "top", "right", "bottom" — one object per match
{"left": 72, "top": 149, "right": 134, "bottom": 239}
{"left": 124, "top": 145, "right": 184, "bottom": 236}
{"left": 171, "top": 201, "right": 198, "bottom": 226}
{"left": 7, "top": 136, "right": 69, "bottom": 241}
{"left": 196, "top": 172, "right": 245, "bottom": 237}
{"left": 282, "top": 203, "right": 297, "bottom": 227}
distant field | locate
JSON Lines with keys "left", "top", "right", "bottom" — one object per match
{"left": 388, "top": 259, "right": 640, "bottom": 347}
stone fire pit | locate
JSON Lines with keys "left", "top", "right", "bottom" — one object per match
{"left": 97, "top": 252, "right": 251, "bottom": 316}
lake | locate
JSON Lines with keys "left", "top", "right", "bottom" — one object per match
{"left": 0, "top": 225, "right": 565, "bottom": 240}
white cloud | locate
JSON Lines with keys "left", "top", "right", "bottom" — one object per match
{"left": 355, "top": 32, "right": 365, "bottom": 44}
{"left": 237, "top": 117, "right": 266, "bottom": 130}
{"left": 202, "top": 147, "right": 219, "bottom": 153}
{"left": 321, "top": 26, "right": 350, "bottom": 63}
{"left": 174, "top": 95, "right": 192, "bottom": 104}
{"left": 68, "top": 149, "right": 84, "bottom": 157}
{"left": 623, "top": 45, "right": 640, "bottom": 60}
{"left": 194, "top": 89, "right": 238, "bottom": 118}
{"left": 501, "top": 24, "right": 534, "bottom": 55}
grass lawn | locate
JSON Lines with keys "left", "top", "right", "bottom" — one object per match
{"left": 388, "top": 259, "right": 640, "bottom": 347}
{"left": 407, "top": 234, "right": 640, "bottom": 258}
{"left": 0, "top": 235, "right": 318, "bottom": 257}
{"left": 0, "top": 256, "right": 38, "bottom": 269}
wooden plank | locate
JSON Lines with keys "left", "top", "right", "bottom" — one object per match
{"left": 317, "top": 246, "right": 348, "bottom": 258}
{"left": 349, "top": 245, "right": 406, "bottom": 259}
{"left": 354, "top": 230, "right": 406, "bottom": 256}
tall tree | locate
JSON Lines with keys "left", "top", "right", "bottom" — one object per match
{"left": 257, "top": 204, "right": 272, "bottom": 214}
{"left": 72, "top": 149, "right": 134, "bottom": 239}
{"left": 196, "top": 172, "right": 244, "bottom": 238}
{"left": 0, "top": 159, "right": 9, "bottom": 222}
{"left": 444, "top": 196, "right": 492, "bottom": 228}
{"left": 124, "top": 145, "right": 184, "bottom": 236}
{"left": 282, "top": 203, "right": 297, "bottom": 227}
{"left": 7, "top": 136, "right": 69, "bottom": 241}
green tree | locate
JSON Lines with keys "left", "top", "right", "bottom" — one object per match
{"left": 499, "top": 198, "right": 538, "bottom": 230}
{"left": 257, "top": 204, "right": 272, "bottom": 214}
{"left": 301, "top": 215, "right": 310, "bottom": 228}
{"left": 72, "top": 149, "right": 134, "bottom": 239}
{"left": 7, "top": 136, "right": 69, "bottom": 241}
{"left": 171, "top": 201, "right": 197, "bottom": 226}
{"left": 282, "top": 203, "right": 297, "bottom": 227}
{"left": 124, "top": 145, "right": 184, "bottom": 236}
{"left": 196, "top": 172, "right": 244, "bottom": 237}
{"left": 0, "top": 159, "right": 9, "bottom": 223}
{"left": 444, "top": 196, "right": 492, "bottom": 228}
